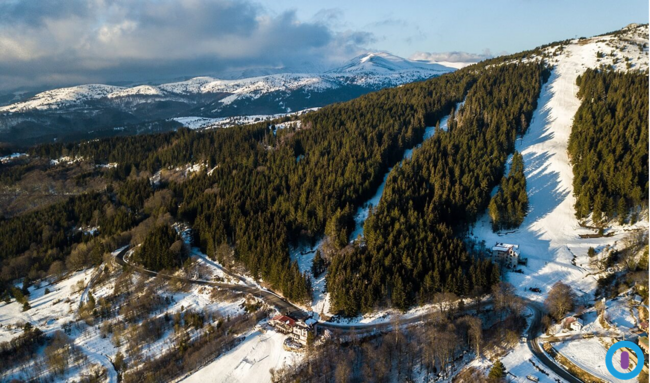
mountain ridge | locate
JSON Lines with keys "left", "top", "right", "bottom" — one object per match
{"left": 0, "top": 52, "right": 455, "bottom": 114}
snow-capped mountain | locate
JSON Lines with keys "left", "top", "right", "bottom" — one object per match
{"left": 0, "top": 52, "right": 455, "bottom": 144}
{"left": 0, "top": 52, "right": 452, "bottom": 115}
{"left": 329, "top": 51, "right": 451, "bottom": 74}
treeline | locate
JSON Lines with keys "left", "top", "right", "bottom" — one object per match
{"left": 488, "top": 151, "right": 529, "bottom": 231}
{"left": 569, "top": 69, "right": 649, "bottom": 223}
{"left": 327, "top": 63, "right": 549, "bottom": 315}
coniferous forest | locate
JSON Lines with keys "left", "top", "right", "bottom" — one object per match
{"left": 569, "top": 69, "right": 649, "bottom": 223}
{"left": 132, "top": 224, "right": 187, "bottom": 271}
{"left": 488, "top": 151, "right": 529, "bottom": 231}
{"left": 327, "top": 63, "right": 550, "bottom": 315}
{"left": 5, "top": 50, "right": 647, "bottom": 317}
{"left": 0, "top": 68, "right": 475, "bottom": 303}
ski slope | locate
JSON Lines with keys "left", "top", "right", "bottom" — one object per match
{"left": 471, "top": 25, "right": 649, "bottom": 302}
{"left": 183, "top": 329, "right": 298, "bottom": 383}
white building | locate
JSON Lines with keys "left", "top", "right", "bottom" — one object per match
{"left": 491, "top": 243, "right": 520, "bottom": 268}
{"left": 563, "top": 316, "right": 583, "bottom": 331}
{"left": 270, "top": 314, "right": 317, "bottom": 345}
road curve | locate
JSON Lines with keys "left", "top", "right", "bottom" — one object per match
{"left": 524, "top": 299, "right": 583, "bottom": 383}
{"left": 114, "top": 248, "right": 307, "bottom": 319}
{"left": 114, "top": 247, "right": 583, "bottom": 381}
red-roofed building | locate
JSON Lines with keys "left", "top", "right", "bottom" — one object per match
{"left": 270, "top": 314, "right": 317, "bottom": 345}
{"left": 270, "top": 315, "right": 296, "bottom": 333}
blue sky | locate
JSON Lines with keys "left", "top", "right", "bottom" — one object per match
{"left": 266, "top": 0, "right": 649, "bottom": 57}
{"left": 0, "top": 0, "right": 647, "bottom": 91}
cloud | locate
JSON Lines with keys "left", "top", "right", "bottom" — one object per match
{"left": 409, "top": 49, "right": 494, "bottom": 64}
{"left": 0, "top": 0, "right": 371, "bottom": 91}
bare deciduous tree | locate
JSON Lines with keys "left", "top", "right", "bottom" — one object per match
{"left": 545, "top": 281, "right": 576, "bottom": 320}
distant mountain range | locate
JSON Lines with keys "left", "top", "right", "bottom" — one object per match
{"left": 0, "top": 52, "right": 455, "bottom": 146}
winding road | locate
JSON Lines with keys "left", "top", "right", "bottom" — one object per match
{"left": 525, "top": 300, "right": 582, "bottom": 383}
{"left": 114, "top": 247, "right": 584, "bottom": 382}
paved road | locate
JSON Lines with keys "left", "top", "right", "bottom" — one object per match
{"left": 525, "top": 299, "right": 583, "bottom": 383}
{"left": 115, "top": 248, "right": 308, "bottom": 319}
{"left": 115, "top": 248, "right": 583, "bottom": 381}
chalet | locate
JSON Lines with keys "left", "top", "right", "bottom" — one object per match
{"left": 562, "top": 316, "right": 583, "bottom": 332}
{"left": 270, "top": 314, "right": 317, "bottom": 345}
{"left": 292, "top": 321, "right": 312, "bottom": 344}
{"left": 270, "top": 315, "right": 296, "bottom": 334}
{"left": 491, "top": 243, "right": 520, "bottom": 268}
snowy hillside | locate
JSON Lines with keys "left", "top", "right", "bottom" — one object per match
{"left": 329, "top": 51, "right": 451, "bottom": 74}
{"left": 471, "top": 23, "right": 648, "bottom": 302}
{"left": 0, "top": 53, "right": 453, "bottom": 115}
{"left": 0, "top": 84, "right": 123, "bottom": 113}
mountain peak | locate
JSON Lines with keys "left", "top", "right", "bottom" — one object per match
{"left": 329, "top": 51, "right": 454, "bottom": 75}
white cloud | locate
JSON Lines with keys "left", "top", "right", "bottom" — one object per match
{"left": 409, "top": 49, "right": 494, "bottom": 64}
{"left": 0, "top": 0, "right": 372, "bottom": 91}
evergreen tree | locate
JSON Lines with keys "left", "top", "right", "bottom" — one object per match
{"left": 488, "top": 359, "right": 506, "bottom": 381}
{"left": 569, "top": 69, "right": 648, "bottom": 221}
{"left": 489, "top": 151, "right": 529, "bottom": 231}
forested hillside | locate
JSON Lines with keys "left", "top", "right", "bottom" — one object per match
{"left": 1, "top": 70, "right": 476, "bottom": 303}
{"left": 569, "top": 69, "right": 649, "bottom": 223}
{"left": 172, "top": 72, "right": 475, "bottom": 303}
{"left": 327, "top": 63, "right": 550, "bottom": 315}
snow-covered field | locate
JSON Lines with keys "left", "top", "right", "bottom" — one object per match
{"left": 0, "top": 245, "right": 253, "bottom": 382}
{"left": 183, "top": 329, "right": 299, "bottom": 383}
{"left": 0, "top": 269, "right": 92, "bottom": 343}
{"left": 555, "top": 337, "right": 633, "bottom": 383}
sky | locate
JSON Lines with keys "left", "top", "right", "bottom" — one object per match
{"left": 0, "top": 0, "right": 647, "bottom": 92}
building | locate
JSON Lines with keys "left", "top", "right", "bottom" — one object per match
{"left": 491, "top": 243, "right": 520, "bottom": 268}
{"left": 639, "top": 336, "right": 649, "bottom": 353}
{"left": 270, "top": 314, "right": 317, "bottom": 345}
{"left": 292, "top": 321, "right": 312, "bottom": 344}
{"left": 270, "top": 315, "right": 296, "bottom": 334}
{"left": 563, "top": 316, "right": 583, "bottom": 332}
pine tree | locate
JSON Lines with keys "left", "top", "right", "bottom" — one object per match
{"left": 488, "top": 359, "right": 506, "bottom": 381}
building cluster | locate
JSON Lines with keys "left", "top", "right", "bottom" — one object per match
{"left": 269, "top": 314, "right": 317, "bottom": 347}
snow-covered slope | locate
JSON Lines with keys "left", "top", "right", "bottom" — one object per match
{"left": 471, "top": 24, "right": 648, "bottom": 299}
{"left": 0, "top": 52, "right": 453, "bottom": 115}
{"left": 182, "top": 329, "right": 299, "bottom": 383}
{"left": 329, "top": 51, "right": 451, "bottom": 74}
{"left": 107, "top": 85, "right": 165, "bottom": 98}
{"left": 0, "top": 84, "right": 123, "bottom": 113}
